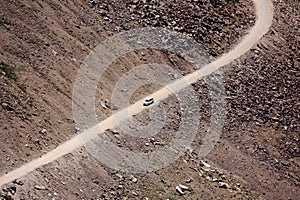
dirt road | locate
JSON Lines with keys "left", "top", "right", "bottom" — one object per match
{"left": 0, "top": 0, "right": 273, "bottom": 187}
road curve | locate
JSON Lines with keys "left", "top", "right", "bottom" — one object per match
{"left": 0, "top": 0, "right": 273, "bottom": 187}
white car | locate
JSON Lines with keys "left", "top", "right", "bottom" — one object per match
{"left": 143, "top": 97, "right": 154, "bottom": 106}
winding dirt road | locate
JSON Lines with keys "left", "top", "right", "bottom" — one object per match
{"left": 0, "top": 0, "right": 273, "bottom": 187}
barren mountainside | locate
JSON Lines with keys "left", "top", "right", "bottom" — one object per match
{"left": 0, "top": 0, "right": 299, "bottom": 199}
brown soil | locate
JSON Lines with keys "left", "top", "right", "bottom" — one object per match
{"left": 0, "top": 0, "right": 299, "bottom": 199}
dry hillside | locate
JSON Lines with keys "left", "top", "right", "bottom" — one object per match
{"left": 0, "top": 0, "right": 299, "bottom": 199}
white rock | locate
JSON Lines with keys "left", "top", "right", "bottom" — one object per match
{"left": 34, "top": 185, "right": 47, "bottom": 190}
{"left": 2, "top": 103, "right": 8, "bottom": 107}
{"left": 200, "top": 160, "right": 210, "bottom": 168}
{"left": 40, "top": 129, "right": 47, "bottom": 135}
{"left": 176, "top": 186, "right": 185, "bottom": 195}
{"left": 132, "top": 178, "right": 137, "bottom": 183}
{"left": 100, "top": 101, "right": 107, "bottom": 109}
{"left": 132, "top": 191, "right": 138, "bottom": 196}
{"left": 132, "top": 177, "right": 138, "bottom": 183}
{"left": 205, "top": 176, "right": 212, "bottom": 181}
{"left": 185, "top": 178, "right": 193, "bottom": 183}
{"left": 219, "top": 182, "right": 230, "bottom": 189}
{"left": 179, "top": 184, "right": 189, "bottom": 190}
{"left": 116, "top": 174, "right": 123, "bottom": 180}
{"left": 129, "top": 175, "right": 137, "bottom": 183}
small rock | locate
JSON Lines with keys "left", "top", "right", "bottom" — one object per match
{"left": 40, "top": 129, "right": 47, "bottom": 135}
{"left": 132, "top": 178, "right": 138, "bottom": 183}
{"left": 200, "top": 160, "right": 210, "bottom": 168}
{"left": 185, "top": 178, "right": 193, "bottom": 183}
{"left": 92, "top": 179, "right": 100, "bottom": 184}
{"left": 13, "top": 179, "right": 23, "bottom": 186}
{"left": 2, "top": 102, "right": 14, "bottom": 111}
{"left": 179, "top": 184, "right": 189, "bottom": 190}
{"left": 218, "top": 182, "right": 230, "bottom": 189}
{"left": 132, "top": 191, "right": 138, "bottom": 196}
{"left": 2, "top": 102, "right": 8, "bottom": 107}
{"left": 7, "top": 186, "right": 16, "bottom": 195}
{"left": 34, "top": 185, "right": 47, "bottom": 190}
{"left": 152, "top": 20, "right": 159, "bottom": 26}
{"left": 176, "top": 183, "right": 189, "bottom": 195}
{"left": 116, "top": 174, "right": 123, "bottom": 180}
{"left": 234, "top": 186, "right": 242, "bottom": 192}
{"left": 176, "top": 186, "right": 185, "bottom": 195}
{"left": 281, "top": 161, "right": 290, "bottom": 166}
{"left": 1, "top": 192, "right": 13, "bottom": 199}
{"left": 129, "top": 175, "right": 138, "bottom": 183}
{"left": 100, "top": 101, "right": 108, "bottom": 109}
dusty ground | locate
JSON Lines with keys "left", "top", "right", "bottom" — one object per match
{"left": 0, "top": 0, "right": 299, "bottom": 199}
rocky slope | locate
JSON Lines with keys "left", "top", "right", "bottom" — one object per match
{"left": 0, "top": 0, "right": 299, "bottom": 199}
